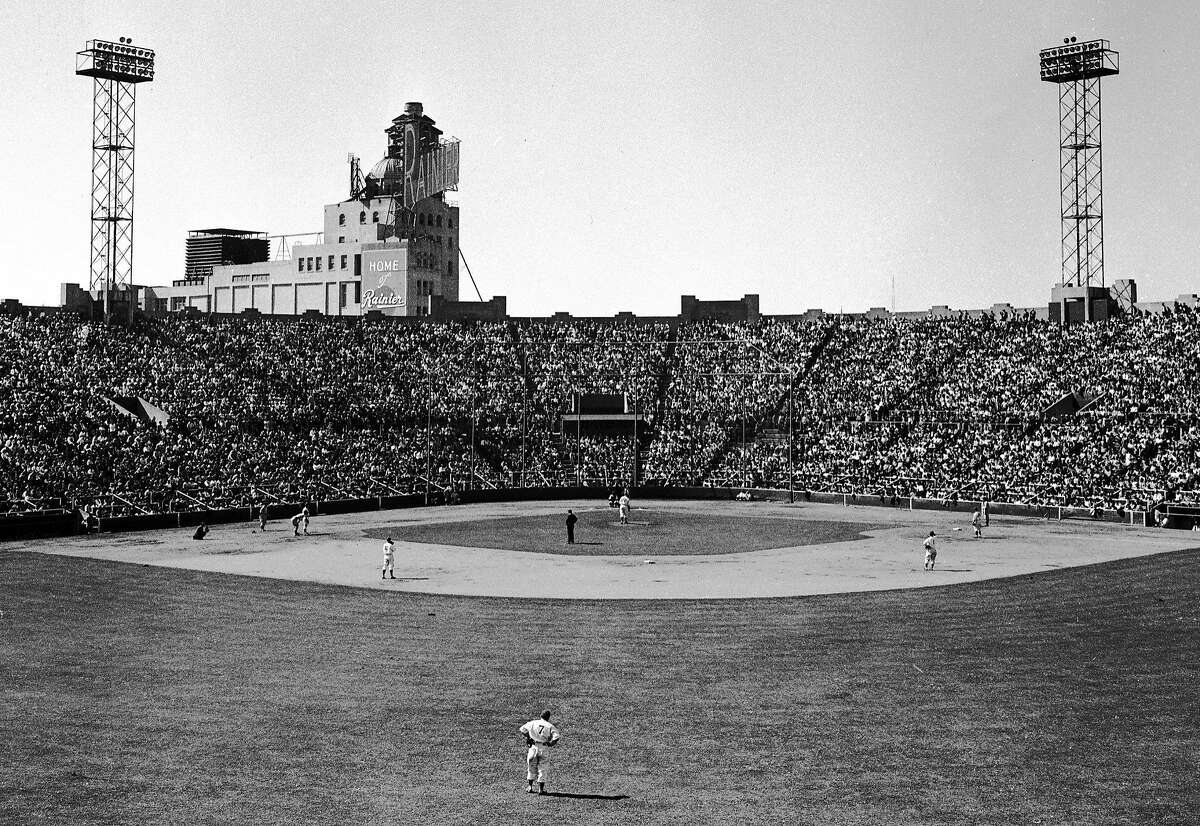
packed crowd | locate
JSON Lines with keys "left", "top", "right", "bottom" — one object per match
{"left": 1, "top": 306, "right": 1198, "bottom": 520}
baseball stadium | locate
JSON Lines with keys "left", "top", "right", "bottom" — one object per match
{"left": 3, "top": 26, "right": 1200, "bottom": 826}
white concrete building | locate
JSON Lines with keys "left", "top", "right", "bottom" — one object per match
{"left": 137, "top": 102, "right": 461, "bottom": 318}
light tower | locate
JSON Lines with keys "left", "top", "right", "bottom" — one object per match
{"left": 1039, "top": 37, "right": 1119, "bottom": 322}
{"left": 76, "top": 37, "right": 155, "bottom": 321}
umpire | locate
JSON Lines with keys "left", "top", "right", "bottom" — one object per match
{"left": 565, "top": 509, "right": 577, "bottom": 544}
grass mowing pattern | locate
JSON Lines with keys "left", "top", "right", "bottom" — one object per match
{"left": 371, "top": 509, "right": 881, "bottom": 555}
{"left": 2, "top": 549, "right": 1198, "bottom": 824}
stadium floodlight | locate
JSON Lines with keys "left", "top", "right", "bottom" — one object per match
{"left": 77, "top": 37, "right": 156, "bottom": 322}
{"left": 1038, "top": 38, "right": 1118, "bottom": 83}
{"left": 76, "top": 38, "right": 156, "bottom": 83}
{"left": 1039, "top": 37, "right": 1119, "bottom": 291}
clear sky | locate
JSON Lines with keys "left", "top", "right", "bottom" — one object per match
{"left": 2, "top": 1, "right": 1199, "bottom": 316}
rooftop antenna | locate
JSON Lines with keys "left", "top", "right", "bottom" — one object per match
{"left": 348, "top": 153, "right": 364, "bottom": 200}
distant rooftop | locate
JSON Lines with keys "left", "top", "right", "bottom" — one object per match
{"left": 187, "top": 228, "right": 268, "bottom": 238}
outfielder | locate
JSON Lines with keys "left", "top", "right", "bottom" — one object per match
{"left": 923, "top": 530, "right": 937, "bottom": 570}
{"left": 519, "top": 710, "right": 561, "bottom": 794}
{"left": 382, "top": 537, "right": 396, "bottom": 579}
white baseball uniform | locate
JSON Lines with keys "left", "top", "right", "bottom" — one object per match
{"left": 520, "top": 717, "right": 561, "bottom": 783}
{"left": 382, "top": 542, "right": 395, "bottom": 575}
{"left": 619, "top": 494, "right": 630, "bottom": 523}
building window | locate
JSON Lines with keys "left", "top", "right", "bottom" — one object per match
{"left": 340, "top": 254, "right": 347, "bottom": 270}
{"left": 328, "top": 255, "right": 335, "bottom": 270}
{"left": 447, "top": 260, "right": 453, "bottom": 276}
{"left": 339, "top": 283, "right": 348, "bottom": 308}
{"left": 372, "top": 211, "right": 379, "bottom": 223}
{"left": 316, "top": 257, "right": 322, "bottom": 271}
{"left": 436, "top": 215, "right": 443, "bottom": 227}
{"left": 339, "top": 213, "right": 346, "bottom": 226}
{"left": 418, "top": 213, "right": 425, "bottom": 226}
{"left": 171, "top": 297, "right": 186, "bottom": 311}
{"left": 353, "top": 281, "right": 360, "bottom": 303}
{"left": 448, "top": 218, "right": 453, "bottom": 229}
{"left": 338, "top": 236, "right": 345, "bottom": 244}
{"left": 297, "top": 259, "right": 304, "bottom": 272}
{"left": 307, "top": 257, "right": 313, "bottom": 271}
{"left": 359, "top": 211, "right": 366, "bottom": 224}
{"left": 448, "top": 237, "right": 454, "bottom": 249}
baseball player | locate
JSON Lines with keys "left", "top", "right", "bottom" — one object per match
{"left": 565, "top": 510, "right": 577, "bottom": 544}
{"left": 618, "top": 493, "right": 630, "bottom": 525}
{"left": 257, "top": 501, "right": 271, "bottom": 532}
{"left": 970, "top": 510, "right": 983, "bottom": 538}
{"left": 519, "top": 710, "right": 561, "bottom": 794}
{"left": 291, "top": 506, "right": 310, "bottom": 536}
{"left": 382, "top": 537, "right": 396, "bottom": 579}
{"left": 923, "top": 530, "right": 937, "bottom": 570}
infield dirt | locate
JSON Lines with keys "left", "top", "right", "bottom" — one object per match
{"left": 9, "top": 499, "right": 1198, "bottom": 599}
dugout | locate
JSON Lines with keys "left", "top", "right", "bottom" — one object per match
{"left": 1158, "top": 503, "right": 1200, "bottom": 530}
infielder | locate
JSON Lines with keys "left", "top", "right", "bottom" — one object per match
{"left": 291, "top": 506, "right": 310, "bottom": 536}
{"left": 618, "top": 493, "right": 630, "bottom": 525}
{"left": 970, "top": 510, "right": 983, "bottom": 539}
{"left": 382, "top": 537, "right": 396, "bottom": 579}
{"left": 923, "top": 530, "right": 937, "bottom": 570}
{"left": 519, "top": 710, "right": 561, "bottom": 794}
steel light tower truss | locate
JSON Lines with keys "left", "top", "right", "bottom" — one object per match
{"left": 76, "top": 38, "right": 155, "bottom": 319}
{"left": 1039, "top": 38, "right": 1119, "bottom": 289}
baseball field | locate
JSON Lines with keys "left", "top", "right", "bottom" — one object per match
{"left": 2, "top": 499, "right": 1198, "bottom": 824}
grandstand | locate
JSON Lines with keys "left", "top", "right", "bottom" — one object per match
{"left": 3, "top": 302, "right": 1199, "bottom": 536}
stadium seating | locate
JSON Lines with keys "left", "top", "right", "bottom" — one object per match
{"left": 2, "top": 305, "right": 1197, "bottom": 520}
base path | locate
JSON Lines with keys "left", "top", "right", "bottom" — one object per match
{"left": 15, "top": 500, "right": 1199, "bottom": 600}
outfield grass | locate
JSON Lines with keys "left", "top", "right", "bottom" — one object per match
{"left": 2, "top": 548, "right": 1198, "bottom": 825}
{"left": 373, "top": 508, "right": 881, "bottom": 555}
